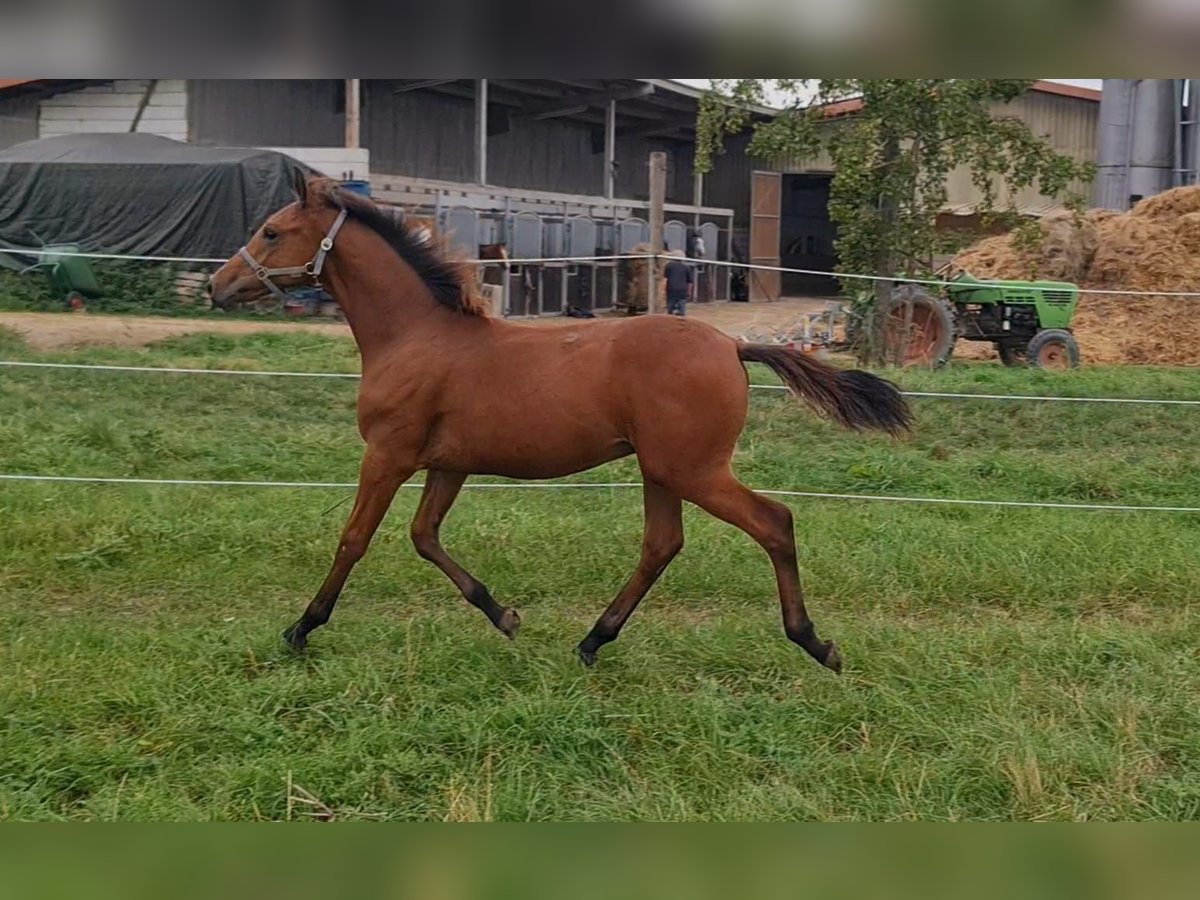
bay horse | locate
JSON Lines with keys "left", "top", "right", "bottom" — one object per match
{"left": 209, "top": 173, "right": 912, "bottom": 672}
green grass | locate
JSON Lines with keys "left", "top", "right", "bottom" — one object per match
{"left": 1, "top": 324, "right": 1199, "bottom": 820}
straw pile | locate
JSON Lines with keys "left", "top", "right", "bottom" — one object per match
{"left": 951, "top": 210, "right": 1102, "bottom": 284}
{"left": 618, "top": 244, "right": 679, "bottom": 313}
{"left": 949, "top": 186, "right": 1200, "bottom": 365}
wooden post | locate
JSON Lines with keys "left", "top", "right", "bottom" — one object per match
{"left": 475, "top": 79, "right": 489, "bottom": 186}
{"left": 647, "top": 151, "right": 667, "bottom": 314}
{"left": 725, "top": 214, "right": 734, "bottom": 302}
{"left": 604, "top": 100, "right": 617, "bottom": 199}
{"left": 344, "top": 79, "right": 361, "bottom": 150}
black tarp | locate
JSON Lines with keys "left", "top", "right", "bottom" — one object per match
{"left": 0, "top": 133, "right": 315, "bottom": 262}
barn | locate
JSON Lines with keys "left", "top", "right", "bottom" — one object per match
{"left": 0, "top": 78, "right": 781, "bottom": 313}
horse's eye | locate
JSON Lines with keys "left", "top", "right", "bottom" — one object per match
{"left": 263, "top": 227, "right": 279, "bottom": 241}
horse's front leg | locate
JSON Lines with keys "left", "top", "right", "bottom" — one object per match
{"left": 283, "top": 446, "right": 412, "bottom": 650}
{"left": 410, "top": 469, "right": 521, "bottom": 639}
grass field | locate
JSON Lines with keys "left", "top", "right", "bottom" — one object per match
{"left": 1, "top": 323, "right": 1199, "bottom": 821}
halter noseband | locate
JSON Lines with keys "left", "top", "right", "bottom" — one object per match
{"left": 237, "top": 208, "right": 349, "bottom": 299}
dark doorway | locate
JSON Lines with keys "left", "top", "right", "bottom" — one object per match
{"left": 780, "top": 173, "right": 838, "bottom": 296}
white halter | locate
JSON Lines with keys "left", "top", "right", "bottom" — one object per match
{"left": 237, "top": 208, "right": 349, "bottom": 299}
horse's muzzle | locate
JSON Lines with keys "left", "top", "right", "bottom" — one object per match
{"left": 207, "top": 276, "right": 228, "bottom": 310}
{"left": 208, "top": 275, "right": 259, "bottom": 310}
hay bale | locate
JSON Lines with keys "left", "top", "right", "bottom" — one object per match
{"left": 1174, "top": 212, "right": 1200, "bottom": 254}
{"left": 1036, "top": 210, "right": 1098, "bottom": 282}
{"left": 950, "top": 211, "right": 1096, "bottom": 283}
{"left": 1073, "top": 211, "right": 1200, "bottom": 365}
{"left": 1086, "top": 215, "right": 1196, "bottom": 292}
{"left": 619, "top": 243, "right": 667, "bottom": 313}
{"left": 949, "top": 233, "right": 1027, "bottom": 280}
{"left": 1128, "top": 184, "right": 1200, "bottom": 221}
{"left": 1072, "top": 296, "right": 1200, "bottom": 366}
{"left": 1086, "top": 208, "right": 1120, "bottom": 225}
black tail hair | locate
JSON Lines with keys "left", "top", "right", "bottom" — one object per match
{"left": 738, "top": 343, "right": 912, "bottom": 435}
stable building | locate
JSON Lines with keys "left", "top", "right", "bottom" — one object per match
{"left": 0, "top": 78, "right": 779, "bottom": 312}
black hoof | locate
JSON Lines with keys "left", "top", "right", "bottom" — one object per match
{"left": 822, "top": 641, "right": 842, "bottom": 674}
{"left": 577, "top": 644, "right": 597, "bottom": 667}
{"left": 282, "top": 622, "right": 308, "bottom": 652}
{"left": 498, "top": 608, "right": 521, "bottom": 641}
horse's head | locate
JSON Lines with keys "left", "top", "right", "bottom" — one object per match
{"left": 210, "top": 171, "right": 346, "bottom": 309}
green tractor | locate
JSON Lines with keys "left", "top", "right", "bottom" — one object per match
{"left": 884, "top": 272, "right": 1082, "bottom": 369}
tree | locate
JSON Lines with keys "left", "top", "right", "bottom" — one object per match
{"left": 695, "top": 80, "right": 1096, "bottom": 363}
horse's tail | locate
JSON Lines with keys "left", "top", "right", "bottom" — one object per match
{"left": 737, "top": 343, "right": 912, "bottom": 435}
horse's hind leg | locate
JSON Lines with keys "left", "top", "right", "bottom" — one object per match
{"left": 676, "top": 468, "right": 841, "bottom": 673}
{"left": 410, "top": 470, "right": 520, "bottom": 639}
{"left": 577, "top": 480, "right": 683, "bottom": 666}
{"left": 284, "top": 447, "right": 411, "bottom": 651}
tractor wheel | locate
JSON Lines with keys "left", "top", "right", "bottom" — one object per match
{"left": 1027, "top": 329, "right": 1081, "bottom": 370}
{"left": 882, "top": 283, "right": 957, "bottom": 368}
{"left": 997, "top": 342, "right": 1028, "bottom": 367}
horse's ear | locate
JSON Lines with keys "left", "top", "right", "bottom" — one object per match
{"left": 293, "top": 170, "right": 309, "bottom": 207}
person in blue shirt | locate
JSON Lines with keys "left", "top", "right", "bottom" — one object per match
{"left": 662, "top": 252, "right": 695, "bottom": 316}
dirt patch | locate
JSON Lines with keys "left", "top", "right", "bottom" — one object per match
{"left": 0, "top": 312, "right": 352, "bottom": 351}
{"left": 0, "top": 298, "right": 836, "bottom": 352}
{"left": 950, "top": 186, "right": 1200, "bottom": 365}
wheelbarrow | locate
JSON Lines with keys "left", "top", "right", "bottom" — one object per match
{"left": 20, "top": 244, "right": 104, "bottom": 309}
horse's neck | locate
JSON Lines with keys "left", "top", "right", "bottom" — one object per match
{"left": 321, "top": 242, "right": 447, "bottom": 362}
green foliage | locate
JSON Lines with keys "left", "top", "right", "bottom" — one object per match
{"left": 697, "top": 81, "right": 1097, "bottom": 356}
{"left": 0, "top": 260, "right": 198, "bottom": 315}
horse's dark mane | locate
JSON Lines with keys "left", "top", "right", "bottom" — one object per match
{"left": 323, "top": 185, "right": 486, "bottom": 316}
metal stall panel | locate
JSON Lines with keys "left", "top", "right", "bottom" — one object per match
{"left": 506, "top": 270, "right": 531, "bottom": 317}
{"left": 618, "top": 217, "right": 649, "bottom": 253}
{"left": 664, "top": 220, "right": 687, "bottom": 253}
{"left": 543, "top": 220, "right": 565, "bottom": 259}
{"left": 596, "top": 221, "right": 615, "bottom": 254}
{"left": 695, "top": 221, "right": 722, "bottom": 302}
{"left": 566, "top": 215, "right": 597, "bottom": 259}
{"left": 565, "top": 214, "right": 598, "bottom": 312}
{"left": 594, "top": 264, "right": 614, "bottom": 311}
{"left": 510, "top": 212, "right": 543, "bottom": 260}
{"left": 442, "top": 206, "right": 479, "bottom": 256}
{"left": 541, "top": 266, "right": 565, "bottom": 316}
{"left": 507, "top": 212, "right": 543, "bottom": 316}
{"left": 594, "top": 220, "right": 617, "bottom": 309}
{"left": 542, "top": 219, "right": 566, "bottom": 314}
{"left": 700, "top": 222, "right": 720, "bottom": 260}
{"left": 478, "top": 215, "right": 503, "bottom": 246}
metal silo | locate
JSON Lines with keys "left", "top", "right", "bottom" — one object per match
{"left": 1094, "top": 79, "right": 1134, "bottom": 210}
{"left": 1188, "top": 80, "right": 1200, "bottom": 186}
{"left": 1128, "top": 79, "right": 1176, "bottom": 203}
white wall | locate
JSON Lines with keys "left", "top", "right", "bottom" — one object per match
{"left": 261, "top": 147, "right": 370, "bottom": 181}
{"left": 33, "top": 81, "right": 371, "bottom": 180}
{"left": 39, "top": 79, "right": 188, "bottom": 141}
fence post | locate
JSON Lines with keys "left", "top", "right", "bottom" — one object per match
{"left": 344, "top": 79, "right": 361, "bottom": 150}
{"left": 647, "top": 151, "right": 667, "bottom": 314}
